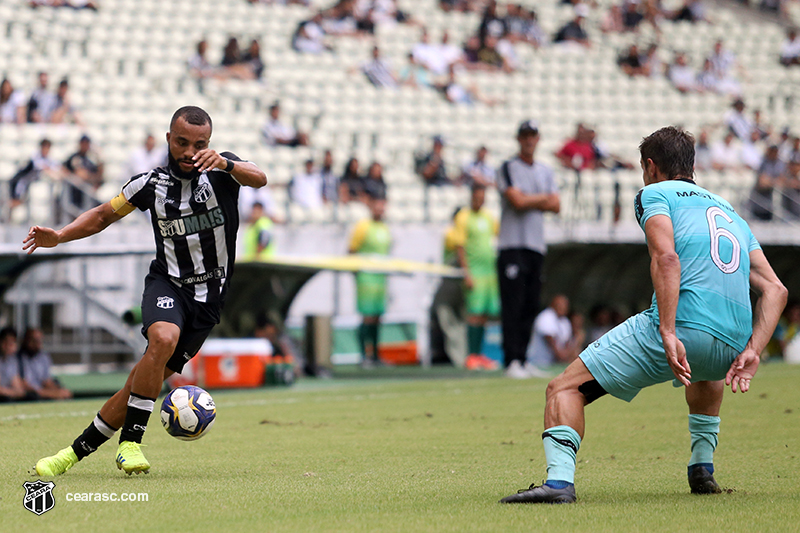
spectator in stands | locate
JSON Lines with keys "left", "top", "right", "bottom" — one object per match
{"left": 292, "top": 13, "right": 333, "bottom": 54}
{"left": 416, "top": 136, "right": 451, "bottom": 186}
{"left": 600, "top": 5, "right": 624, "bottom": 33}
{"left": 707, "top": 40, "right": 742, "bottom": 95}
{"left": 18, "top": 327, "right": 72, "bottom": 400}
{"left": 8, "top": 138, "right": 61, "bottom": 211}
{"left": 359, "top": 0, "right": 415, "bottom": 28}
{"left": 413, "top": 28, "right": 453, "bottom": 76}
{"left": 462, "top": 35, "right": 482, "bottom": 66}
{"left": 780, "top": 28, "right": 800, "bottom": 67}
{"left": 749, "top": 145, "right": 785, "bottom": 221}
{"left": 695, "top": 59, "right": 719, "bottom": 93}
{"left": 553, "top": 5, "right": 591, "bottom": 48}
{"left": 618, "top": 44, "right": 645, "bottom": 77}
{"left": 520, "top": 8, "right": 546, "bottom": 47}
{"left": 320, "top": 150, "right": 339, "bottom": 203}
{"left": 725, "top": 98, "right": 753, "bottom": 140}
{"left": 361, "top": 46, "right": 398, "bottom": 88}
{"left": 641, "top": 43, "right": 664, "bottom": 77}
{"left": 0, "top": 327, "right": 24, "bottom": 402}
{"left": 188, "top": 40, "right": 218, "bottom": 79}
{"left": 290, "top": 159, "right": 324, "bottom": 209}
{"left": 242, "top": 39, "right": 266, "bottom": 80}
{"left": 339, "top": 157, "right": 365, "bottom": 203}
{"left": 64, "top": 134, "right": 104, "bottom": 192}
{"left": 752, "top": 109, "right": 772, "bottom": 141}
{"left": 503, "top": 3, "right": 526, "bottom": 41}
{"left": 220, "top": 37, "right": 256, "bottom": 80}
{"left": 27, "top": 72, "right": 56, "bottom": 123}
{"left": 555, "top": 123, "right": 597, "bottom": 171}
{"left": 437, "top": 31, "right": 465, "bottom": 74}
{"left": 622, "top": 0, "right": 645, "bottom": 32}
{"left": 461, "top": 146, "right": 495, "bottom": 186}
{"left": 694, "top": 130, "right": 712, "bottom": 171}
{"left": 261, "top": 103, "right": 310, "bottom": 147}
{"left": 399, "top": 53, "right": 433, "bottom": 89}
{"left": 592, "top": 128, "right": 635, "bottom": 171}
{"left": 479, "top": 1, "right": 508, "bottom": 46}
{"left": 740, "top": 130, "right": 764, "bottom": 171}
{"left": 778, "top": 128, "right": 795, "bottom": 162}
{"left": 242, "top": 202, "right": 276, "bottom": 260}
{"left": 322, "top": 0, "right": 359, "bottom": 36}
{"left": 0, "top": 78, "right": 26, "bottom": 125}
{"left": 525, "top": 295, "right": 584, "bottom": 374}
{"left": 667, "top": 52, "right": 696, "bottom": 93}
{"left": 363, "top": 161, "right": 388, "bottom": 200}
{"left": 783, "top": 154, "right": 800, "bottom": 220}
{"left": 50, "top": 79, "right": 83, "bottom": 126}
{"left": 123, "top": 134, "right": 167, "bottom": 180}
{"left": 670, "top": 0, "right": 708, "bottom": 22}
{"left": 710, "top": 132, "right": 742, "bottom": 171}
{"left": 443, "top": 65, "right": 500, "bottom": 106}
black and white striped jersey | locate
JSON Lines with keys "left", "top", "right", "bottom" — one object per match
{"left": 121, "top": 152, "right": 242, "bottom": 305}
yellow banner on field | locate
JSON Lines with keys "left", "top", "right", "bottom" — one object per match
{"left": 237, "top": 255, "right": 463, "bottom": 278}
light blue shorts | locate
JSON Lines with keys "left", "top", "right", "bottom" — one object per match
{"left": 579, "top": 312, "right": 739, "bottom": 402}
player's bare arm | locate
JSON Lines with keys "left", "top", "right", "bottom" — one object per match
{"left": 645, "top": 214, "right": 691, "bottom": 387}
{"left": 725, "top": 249, "right": 787, "bottom": 393}
{"left": 23, "top": 202, "right": 125, "bottom": 255}
{"left": 503, "top": 187, "right": 560, "bottom": 213}
{"left": 192, "top": 149, "right": 267, "bottom": 188}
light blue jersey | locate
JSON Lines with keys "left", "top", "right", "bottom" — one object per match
{"left": 634, "top": 179, "right": 761, "bottom": 352}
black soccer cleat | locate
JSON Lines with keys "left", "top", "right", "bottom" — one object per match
{"left": 688, "top": 465, "right": 722, "bottom": 494}
{"left": 499, "top": 482, "right": 577, "bottom": 504}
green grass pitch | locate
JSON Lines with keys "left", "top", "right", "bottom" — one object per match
{"left": 1, "top": 363, "right": 799, "bottom": 533}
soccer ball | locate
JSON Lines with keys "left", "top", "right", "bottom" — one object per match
{"left": 160, "top": 386, "right": 216, "bottom": 441}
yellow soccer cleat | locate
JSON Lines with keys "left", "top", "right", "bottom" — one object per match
{"left": 115, "top": 441, "right": 150, "bottom": 475}
{"left": 34, "top": 446, "right": 79, "bottom": 477}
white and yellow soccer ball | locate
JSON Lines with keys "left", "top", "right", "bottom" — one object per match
{"left": 160, "top": 386, "right": 216, "bottom": 441}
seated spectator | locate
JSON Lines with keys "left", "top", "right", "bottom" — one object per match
{"left": 556, "top": 123, "right": 598, "bottom": 170}
{"left": 437, "top": 31, "right": 465, "bottom": 74}
{"left": 363, "top": 161, "right": 388, "bottom": 200}
{"left": 740, "top": 130, "right": 764, "bottom": 171}
{"left": 553, "top": 5, "right": 591, "bottom": 48}
{"left": 641, "top": 43, "right": 664, "bottom": 77}
{"left": 783, "top": 154, "right": 800, "bottom": 220}
{"left": 478, "top": 35, "right": 514, "bottom": 73}
{"left": 18, "top": 328, "right": 71, "bottom": 400}
{"left": 220, "top": 37, "right": 256, "bottom": 80}
{"left": 0, "top": 78, "right": 26, "bottom": 125}
{"left": 592, "top": 128, "right": 635, "bottom": 170}
{"left": 724, "top": 98, "right": 753, "bottom": 140}
{"left": 618, "top": 44, "right": 645, "bottom": 77}
{"left": 694, "top": 130, "right": 712, "bottom": 171}
{"left": 780, "top": 28, "right": 800, "bottom": 67}
{"left": 8, "top": 138, "right": 61, "bottom": 210}
{"left": 64, "top": 134, "right": 104, "bottom": 192}
{"left": 525, "top": 295, "right": 584, "bottom": 372}
{"left": 292, "top": 13, "right": 332, "bottom": 54}
{"left": 460, "top": 146, "right": 495, "bottom": 186}
{"left": 479, "top": 1, "right": 508, "bottom": 46}
{"left": 339, "top": 157, "right": 365, "bottom": 202}
{"left": 399, "top": 53, "right": 433, "bottom": 89}
{"left": 504, "top": 3, "right": 526, "bottom": 41}
{"left": 123, "top": 134, "right": 167, "bottom": 179}
{"left": 752, "top": 109, "right": 772, "bottom": 141}
{"left": 667, "top": 52, "right": 696, "bottom": 93}
{"left": 749, "top": 145, "right": 785, "bottom": 221}
{"left": 0, "top": 327, "right": 25, "bottom": 402}
{"left": 416, "top": 136, "right": 451, "bottom": 186}
{"left": 261, "top": 103, "right": 310, "bottom": 147}
{"left": 462, "top": 35, "right": 482, "bottom": 66}
{"left": 600, "top": 5, "right": 624, "bottom": 33}
{"left": 359, "top": 0, "right": 415, "bottom": 28}
{"left": 361, "top": 46, "right": 398, "bottom": 88}
{"left": 188, "top": 40, "right": 218, "bottom": 79}
{"left": 412, "top": 28, "right": 443, "bottom": 74}
{"left": 710, "top": 132, "right": 741, "bottom": 171}
{"left": 242, "top": 39, "right": 265, "bottom": 80}
{"left": 622, "top": 1, "right": 645, "bottom": 32}
{"left": 289, "top": 159, "right": 324, "bottom": 209}
{"left": 670, "top": 0, "right": 708, "bottom": 23}
{"left": 322, "top": 0, "right": 359, "bottom": 36}
{"left": 520, "top": 8, "right": 547, "bottom": 47}
{"left": 50, "top": 78, "right": 83, "bottom": 126}
{"left": 27, "top": 72, "right": 57, "bottom": 123}
{"left": 695, "top": 58, "right": 719, "bottom": 93}
{"left": 320, "top": 149, "right": 339, "bottom": 203}
{"left": 707, "top": 40, "right": 742, "bottom": 95}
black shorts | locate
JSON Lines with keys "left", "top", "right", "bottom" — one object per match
{"left": 140, "top": 274, "right": 220, "bottom": 374}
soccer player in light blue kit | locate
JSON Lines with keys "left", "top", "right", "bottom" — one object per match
{"left": 501, "top": 126, "right": 787, "bottom": 504}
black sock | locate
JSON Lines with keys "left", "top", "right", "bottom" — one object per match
{"left": 72, "top": 413, "right": 118, "bottom": 460}
{"left": 370, "top": 323, "right": 380, "bottom": 360}
{"left": 119, "top": 393, "right": 156, "bottom": 444}
{"left": 359, "top": 323, "right": 368, "bottom": 359}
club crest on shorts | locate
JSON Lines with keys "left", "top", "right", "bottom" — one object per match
{"left": 156, "top": 296, "right": 174, "bottom": 309}
{"left": 22, "top": 480, "right": 55, "bottom": 515}
{"left": 505, "top": 264, "right": 519, "bottom": 280}
{"left": 193, "top": 183, "right": 212, "bottom": 203}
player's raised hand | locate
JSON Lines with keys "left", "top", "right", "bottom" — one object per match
{"left": 663, "top": 332, "right": 691, "bottom": 387}
{"left": 193, "top": 149, "right": 226, "bottom": 173}
{"left": 726, "top": 348, "right": 759, "bottom": 393}
{"left": 22, "top": 226, "right": 60, "bottom": 255}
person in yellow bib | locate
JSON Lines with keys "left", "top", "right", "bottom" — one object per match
{"left": 454, "top": 184, "right": 500, "bottom": 371}
{"left": 242, "top": 202, "right": 276, "bottom": 260}
{"left": 349, "top": 195, "right": 392, "bottom": 367}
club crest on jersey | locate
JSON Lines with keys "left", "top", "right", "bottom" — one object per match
{"left": 156, "top": 296, "right": 174, "bottom": 309}
{"left": 194, "top": 183, "right": 212, "bottom": 203}
{"left": 22, "top": 480, "right": 55, "bottom": 515}
{"left": 157, "top": 207, "right": 225, "bottom": 238}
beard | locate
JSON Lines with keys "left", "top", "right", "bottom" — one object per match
{"left": 168, "top": 150, "right": 200, "bottom": 181}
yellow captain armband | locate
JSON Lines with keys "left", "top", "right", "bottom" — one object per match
{"left": 110, "top": 193, "right": 135, "bottom": 216}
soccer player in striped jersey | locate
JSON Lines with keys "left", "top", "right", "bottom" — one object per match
{"left": 26, "top": 106, "right": 267, "bottom": 476}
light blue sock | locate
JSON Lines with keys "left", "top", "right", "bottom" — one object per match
{"left": 542, "top": 425, "right": 581, "bottom": 484}
{"left": 688, "top": 414, "right": 720, "bottom": 468}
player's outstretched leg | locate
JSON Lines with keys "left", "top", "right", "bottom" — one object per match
{"left": 115, "top": 321, "right": 179, "bottom": 475}
{"left": 501, "top": 359, "right": 597, "bottom": 504}
{"left": 686, "top": 381, "right": 723, "bottom": 494}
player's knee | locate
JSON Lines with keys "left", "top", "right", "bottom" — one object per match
{"left": 545, "top": 376, "right": 569, "bottom": 402}
{"left": 147, "top": 325, "right": 180, "bottom": 355}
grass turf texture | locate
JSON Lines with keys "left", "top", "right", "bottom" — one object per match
{"left": 1, "top": 363, "right": 799, "bottom": 533}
